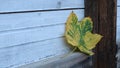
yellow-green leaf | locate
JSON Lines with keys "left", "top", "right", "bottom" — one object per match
{"left": 84, "top": 32, "right": 103, "bottom": 50}
{"left": 79, "top": 17, "right": 93, "bottom": 35}
{"left": 65, "top": 11, "right": 80, "bottom": 46}
{"left": 65, "top": 11, "right": 103, "bottom": 56}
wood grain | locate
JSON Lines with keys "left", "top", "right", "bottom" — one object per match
{"left": 0, "top": 0, "right": 84, "bottom": 12}
{"left": 0, "top": 10, "right": 84, "bottom": 49}
{"left": 117, "top": 7, "right": 120, "bottom": 16}
{"left": 117, "top": 7, "right": 120, "bottom": 46}
{"left": 18, "top": 53, "right": 88, "bottom": 68}
{"left": 0, "top": 10, "right": 84, "bottom": 32}
{"left": 0, "top": 37, "right": 71, "bottom": 68}
{"left": 85, "top": 0, "right": 117, "bottom": 68}
{"left": 118, "top": 0, "right": 120, "bottom": 6}
{"left": 0, "top": 0, "right": 85, "bottom": 68}
{"left": 117, "top": 1, "right": 120, "bottom": 67}
{"left": 0, "top": 24, "right": 65, "bottom": 49}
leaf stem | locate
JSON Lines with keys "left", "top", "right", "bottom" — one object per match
{"left": 61, "top": 47, "right": 77, "bottom": 58}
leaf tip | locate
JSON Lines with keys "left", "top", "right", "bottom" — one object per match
{"left": 70, "top": 11, "right": 76, "bottom": 15}
{"left": 85, "top": 17, "right": 93, "bottom": 22}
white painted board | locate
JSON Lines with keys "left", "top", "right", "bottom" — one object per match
{"left": 18, "top": 53, "right": 88, "bottom": 68}
{"left": 117, "top": 7, "right": 120, "bottom": 16}
{"left": 0, "top": 24, "right": 64, "bottom": 49}
{"left": 0, "top": 37, "right": 71, "bottom": 68}
{"left": 117, "top": 7, "right": 120, "bottom": 46}
{"left": 0, "top": 10, "right": 84, "bottom": 32}
{"left": 0, "top": 10, "right": 84, "bottom": 49}
{"left": 0, "top": 1, "right": 85, "bottom": 67}
{"left": 118, "top": 0, "right": 120, "bottom": 6}
{"left": 0, "top": 0, "right": 84, "bottom": 12}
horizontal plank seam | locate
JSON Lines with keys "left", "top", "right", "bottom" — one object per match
{"left": 0, "top": 36, "right": 64, "bottom": 50}
{"left": 117, "top": 45, "right": 120, "bottom": 49}
{"left": 18, "top": 53, "right": 88, "bottom": 68}
{"left": 0, "top": 23, "right": 65, "bottom": 34}
{"left": 0, "top": 8, "right": 84, "bottom": 14}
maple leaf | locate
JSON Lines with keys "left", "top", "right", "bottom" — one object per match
{"left": 65, "top": 11, "right": 103, "bottom": 55}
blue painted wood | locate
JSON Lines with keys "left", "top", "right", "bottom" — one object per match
{"left": 117, "top": 2, "right": 120, "bottom": 67}
{"left": 0, "top": 24, "right": 64, "bottom": 49}
{"left": 0, "top": 38, "right": 71, "bottom": 68}
{"left": 18, "top": 53, "right": 88, "bottom": 68}
{"left": 0, "top": 10, "right": 84, "bottom": 32}
{"left": 117, "top": 7, "right": 120, "bottom": 46}
{"left": 117, "top": 7, "right": 120, "bottom": 17}
{"left": 0, "top": 10, "right": 84, "bottom": 49}
{"left": 118, "top": 0, "right": 120, "bottom": 6}
{"left": 0, "top": 0, "right": 84, "bottom": 12}
{"left": 0, "top": 0, "right": 85, "bottom": 68}
{"left": 0, "top": 9, "right": 85, "bottom": 68}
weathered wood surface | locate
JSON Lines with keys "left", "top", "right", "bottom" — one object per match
{"left": 85, "top": 0, "right": 117, "bottom": 68}
{"left": 0, "top": 0, "right": 86, "bottom": 67}
{"left": 117, "top": 1, "right": 120, "bottom": 68}
{"left": 0, "top": 24, "right": 64, "bottom": 49}
{"left": 118, "top": 0, "right": 120, "bottom": 6}
{"left": 18, "top": 53, "right": 88, "bottom": 68}
{"left": 0, "top": 0, "right": 84, "bottom": 12}
{"left": 117, "top": 48, "right": 120, "bottom": 68}
{"left": 0, "top": 37, "right": 71, "bottom": 68}
{"left": 0, "top": 8, "right": 85, "bottom": 68}
{"left": 0, "top": 10, "right": 84, "bottom": 49}
{"left": 117, "top": 7, "right": 120, "bottom": 16}
{"left": 0, "top": 10, "right": 84, "bottom": 32}
{"left": 117, "top": 7, "right": 120, "bottom": 47}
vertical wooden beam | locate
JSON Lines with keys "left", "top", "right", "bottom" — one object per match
{"left": 85, "top": 0, "right": 117, "bottom": 68}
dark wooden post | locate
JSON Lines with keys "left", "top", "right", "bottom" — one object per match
{"left": 85, "top": 0, "right": 117, "bottom": 68}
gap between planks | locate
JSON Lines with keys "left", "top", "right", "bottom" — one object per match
{"left": 0, "top": 9, "right": 84, "bottom": 32}
{"left": 0, "top": 36, "right": 64, "bottom": 50}
{"left": 0, "top": 8, "right": 84, "bottom": 14}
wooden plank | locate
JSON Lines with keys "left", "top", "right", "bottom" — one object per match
{"left": 117, "top": 7, "right": 120, "bottom": 46}
{"left": 117, "top": 49, "right": 120, "bottom": 68}
{"left": 0, "top": 37, "right": 72, "bottom": 68}
{"left": 0, "top": 0, "right": 84, "bottom": 12}
{"left": 18, "top": 53, "right": 88, "bottom": 68}
{"left": 85, "top": 0, "right": 117, "bottom": 68}
{"left": 117, "top": 16, "right": 120, "bottom": 47}
{"left": 117, "top": 7, "right": 120, "bottom": 16}
{"left": 117, "top": 26, "right": 120, "bottom": 44}
{"left": 118, "top": 0, "right": 120, "bottom": 6}
{"left": 117, "top": 7, "right": 120, "bottom": 48}
{"left": 117, "top": 16, "right": 120, "bottom": 33}
{"left": 0, "top": 10, "right": 84, "bottom": 32}
{"left": 0, "top": 24, "right": 65, "bottom": 49}
{"left": 0, "top": 10, "right": 84, "bottom": 49}
{"left": 117, "top": 16, "right": 120, "bottom": 27}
